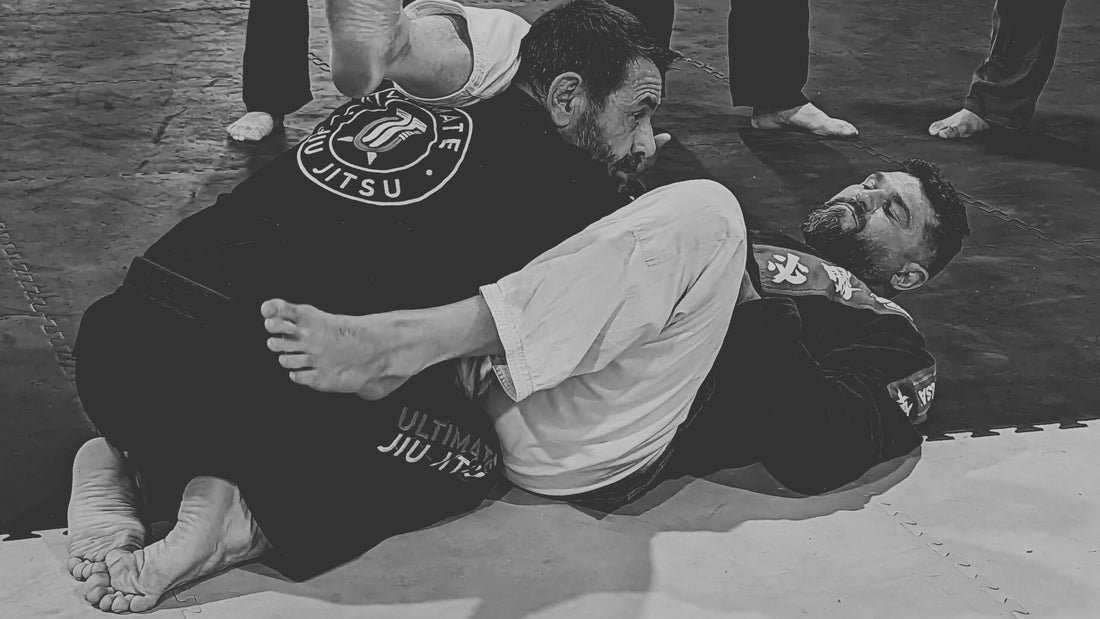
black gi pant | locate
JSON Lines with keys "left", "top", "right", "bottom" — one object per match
{"left": 604, "top": 0, "right": 677, "bottom": 52}
{"left": 73, "top": 260, "right": 500, "bottom": 580}
{"left": 242, "top": 0, "right": 313, "bottom": 117}
{"left": 965, "top": 0, "right": 1068, "bottom": 130}
{"left": 727, "top": 0, "right": 811, "bottom": 111}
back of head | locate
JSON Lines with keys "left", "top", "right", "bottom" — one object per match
{"left": 516, "top": 0, "right": 676, "bottom": 107}
{"left": 900, "top": 158, "right": 971, "bottom": 280}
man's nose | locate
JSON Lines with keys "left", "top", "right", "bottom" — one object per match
{"left": 859, "top": 189, "right": 886, "bottom": 213}
{"left": 634, "top": 118, "right": 656, "bottom": 159}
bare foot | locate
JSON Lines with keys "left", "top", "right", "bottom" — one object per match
{"left": 928, "top": 108, "right": 990, "bottom": 139}
{"left": 81, "top": 477, "right": 269, "bottom": 613}
{"left": 226, "top": 111, "right": 282, "bottom": 142}
{"left": 751, "top": 102, "right": 859, "bottom": 138}
{"left": 67, "top": 438, "right": 146, "bottom": 582}
{"left": 260, "top": 298, "right": 421, "bottom": 399}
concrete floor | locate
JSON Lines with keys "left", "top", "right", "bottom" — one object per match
{"left": 2, "top": 0, "right": 1099, "bottom": 616}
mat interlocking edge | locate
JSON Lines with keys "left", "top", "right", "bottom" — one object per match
{"left": 9, "top": 423, "right": 1100, "bottom": 617}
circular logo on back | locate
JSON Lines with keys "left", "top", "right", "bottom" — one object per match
{"left": 297, "top": 89, "right": 473, "bottom": 206}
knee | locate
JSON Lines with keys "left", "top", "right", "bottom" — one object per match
{"left": 662, "top": 179, "right": 747, "bottom": 244}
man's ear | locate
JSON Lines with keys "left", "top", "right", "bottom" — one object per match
{"left": 890, "top": 262, "right": 930, "bottom": 292}
{"left": 546, "top": 72, "right": 585, "bottom": 128}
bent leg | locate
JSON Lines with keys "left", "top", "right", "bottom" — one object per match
{"left": 478, "top": 180, "right": 748, "bottom": 497}
{"left": 232, "top": 0, "right": 312, "bottom": 141}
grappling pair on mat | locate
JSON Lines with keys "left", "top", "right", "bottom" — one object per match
{"left": 66, "top": 0, "right": 970, "bottom": 612}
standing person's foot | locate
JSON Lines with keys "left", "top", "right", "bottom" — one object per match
{"left": 751, "top": 102, "right": 858, "bottom": 137}
{"left": 226, "top": 112, "right": 283, "bottom": 142}
{"left": 81, "top": 476, "right": 270, "bottom": 613}
{"left": 928, "top": 109, "right": 990, "bottom": 139}
{"left": 67, "top": 438, "right": 147, "bottom": 581}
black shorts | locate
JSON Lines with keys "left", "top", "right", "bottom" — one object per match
{"left": 73, "top": 258, "right": 501, "bottom": 579}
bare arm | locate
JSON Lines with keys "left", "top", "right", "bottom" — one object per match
{"left": 326, "top": 0, "right": 473, "bottom": 99}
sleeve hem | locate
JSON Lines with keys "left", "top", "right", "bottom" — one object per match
{"left": 479, "top": 283, "right": 534, "bottom": 401}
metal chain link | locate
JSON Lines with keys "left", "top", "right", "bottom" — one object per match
{"left": 0, "top": 222, "right": 77, "bottom": 384}
{"left": 671, "top": 51, "right": 729, "bottom": 85}
{"left": 308, "top": 51, "right": 332, "bottom": 73}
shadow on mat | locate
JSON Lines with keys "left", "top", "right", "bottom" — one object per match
{"left": 177, "top": 451, "right": 918, "bottom": 619}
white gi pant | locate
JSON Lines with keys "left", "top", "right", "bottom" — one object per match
{"left": 462, "top": 179, "right": 748, "bottom": 495}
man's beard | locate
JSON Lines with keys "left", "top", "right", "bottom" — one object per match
{"left": 568, "top": 107, "right": 644, "bottom": 178}
{"left": 800, "top": 197, "right": 894, "bottom": 287}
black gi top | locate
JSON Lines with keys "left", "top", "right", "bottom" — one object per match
{"left": 673, "top": 231, "right": 935, "bottom": 495}
{"left": 144, "top": 87, "right": 626, "bottom": 315}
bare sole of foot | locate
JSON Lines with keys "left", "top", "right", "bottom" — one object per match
{"left": 226, "top": 111, "right": 282, "bottom": 142}
{"left": 67, "top": 438, "right": 147, "bottom": 581}
{"left": 751, "top": 102, "right": 859, "bottom": 138}
{"left": 261, "top": 298, "right": 411, "bottom": 399}
{"left": 82, "top": 476, "right": 270, "bottom": 613}
{"left": 928, "top": 108, "right": 990, "bottom": 140}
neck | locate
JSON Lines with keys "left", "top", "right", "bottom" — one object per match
{"left": 515, "top": 81, "right": 543, "bottom": 105}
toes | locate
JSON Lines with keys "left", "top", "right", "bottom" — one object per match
{"left": 261, "top": 298, "right": 286, "bottom": 319}
{"left": 267, "top": 336, "right": 302, "bottom": 353}
{"left": 68, "top": 556, "right": 86, "bottom": 579}
{"left": 99, "top": 591, "right": 119, "bottom": 611}
{"left": 279, "top": 354, "right": 313, "bottom": 370}
{"left": 937, "top": 125, "right": 960, "bottom": 140}
{"left": 835, "top": 121, "right": 858, "bottom": 137}
{"left": 265, "top": 317, "right": 299, "bottom": 336}
{"left": 928, "top": 120, "right": 946, "bottom": 135}
{"left": 111, "top": 592, "right": 132, "bottom": 613}
{"left": 129, "top": 594, "right": 159, "bottom": 613}
{"left": 83, "top": 572, "right": 111, "bottom": 603}
{"left": 261, "top": 298, "right": 303, "bottom": 322}
{"left": 289, "top": 369, "right": 319, "bottom": 386}
{"left": 70, "top": 559, "right": 94, "bottom": 580}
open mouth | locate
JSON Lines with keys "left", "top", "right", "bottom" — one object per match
{"left": 829, "top": 199, "right": 864, "bottom": 230}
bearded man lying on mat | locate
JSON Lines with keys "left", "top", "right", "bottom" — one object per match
{"left": 66, "top": 0, "right": 968, "bottom": 613}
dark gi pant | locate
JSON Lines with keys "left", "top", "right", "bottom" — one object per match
{"left": 965, "top": 0, "right": 1068, "bottom": 130}
{"left": 604, "top": 0, "right": 677, "bottom": 52}
{"left": 727, "top": 0, "right": 811, "bottom": 111}
{"left": 73, "top": 259, "right": 500, "bottom": 580}
{"left": 242, "top": 0, "right": 313, "bottom": 117}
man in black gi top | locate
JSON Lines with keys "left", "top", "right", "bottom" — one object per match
{"left": 67, "top": 0, "right": 679, "bottom": 612}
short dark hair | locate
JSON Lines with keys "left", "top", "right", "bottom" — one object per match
{"left": 899, "top": 158, "right": 970, "bottom": 279}
{"left": 516, "top": 0, "right": 677, "bottom": 107}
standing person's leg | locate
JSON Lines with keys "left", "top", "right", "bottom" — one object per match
{"left": 604, "top": 0, "right": 676, "bottom": 51}
{"left": 929, "top": 0, "right": 1068, "bottom": 139}
{"left": 228, "top": 0, "right": 314, "bottom": 142}
{"left": 730, "top": 0, "right": 856, "bottom": 137}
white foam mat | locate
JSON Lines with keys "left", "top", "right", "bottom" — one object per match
{"left": 4, "top": 424, "right": 1098, "bottom": 618}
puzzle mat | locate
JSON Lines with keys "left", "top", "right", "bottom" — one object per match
{"left": 4, "top": 422, "right": 1098, "bottom": 618}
